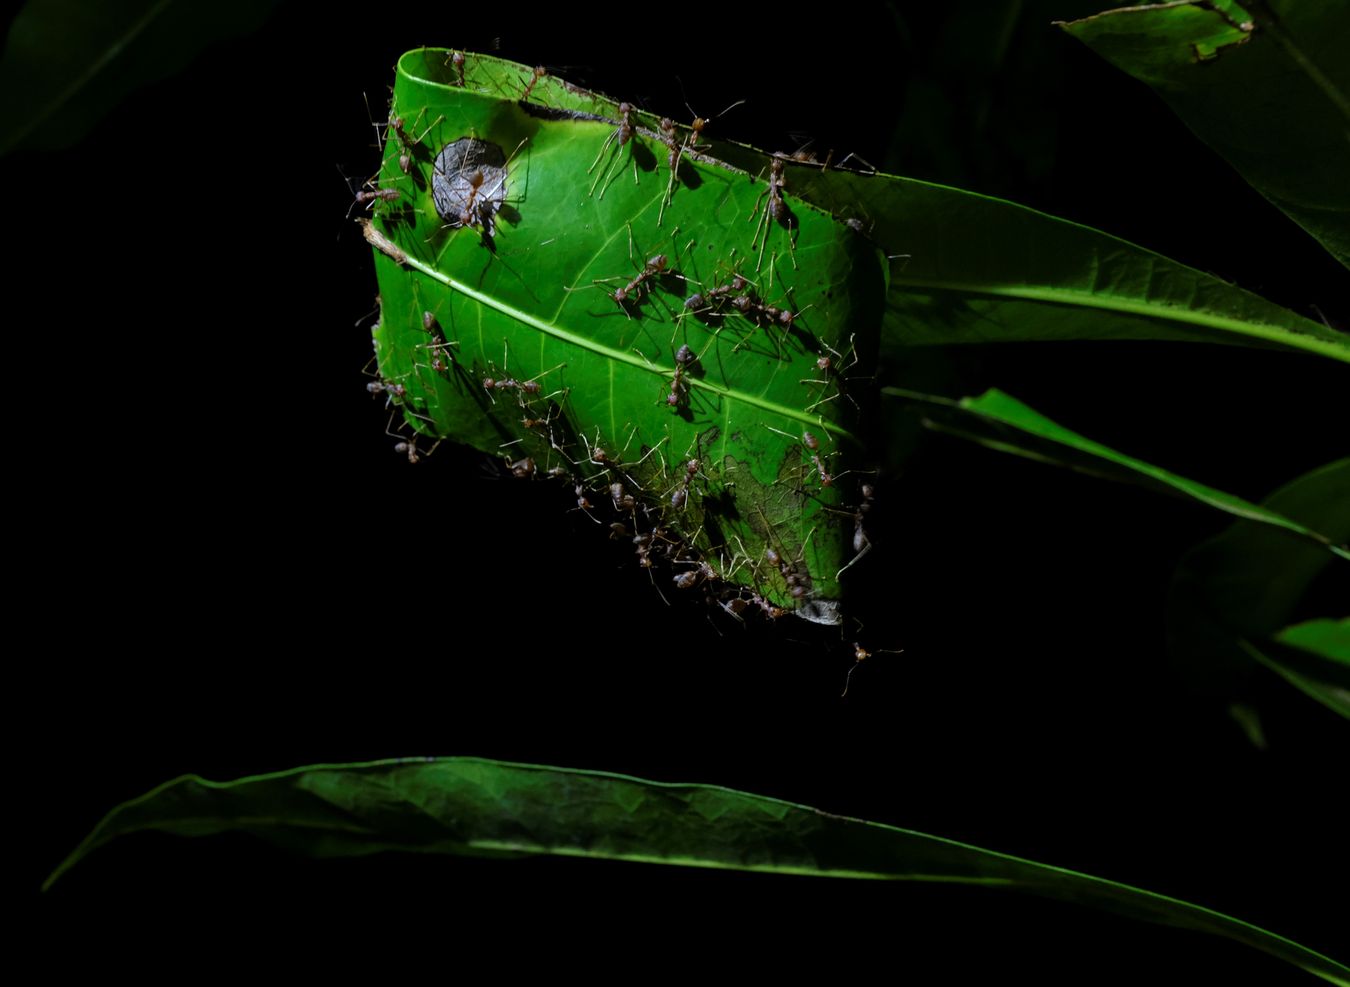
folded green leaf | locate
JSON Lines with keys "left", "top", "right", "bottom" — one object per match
{"left": 1061, "top": 0, "right": 1350, "bottom": 270}
{"left": 367, "top": 50, "right": 886, "bottom": 614}
{"left": 882, "top": 386, "right": 1350, "bottom": 558}
{"left": 45, "top": 757, "right": 1350, "bottom": 984}
{"left": 0, "top": 0, "right": 275, "bottom": 156}
{"left": 1169, "top": 460, "right": 1350, "bottom": 716}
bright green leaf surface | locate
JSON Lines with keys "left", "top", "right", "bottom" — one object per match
{"left": 1062, "top": 0, "right": 1350, "bottom": 269}
{"left": 882, "top": 386, "right": 1350, "bottom": 558}
{"left": 696, "top": 144, "right": 1350, "bottom": 362}
{"left": 0, "top": 0, "right": 275, "bottom": 156}
{"left": 45, "top": 757, "right": 1350, "bottom": 984}
{"left": 1169, "top": 460, "right": 1350, "bottom": 714}
{"left": 367, "top": 50, "right": 884, "bottom": 613}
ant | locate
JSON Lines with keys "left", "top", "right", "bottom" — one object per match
{"left": 366, "top": 378, "right": 406, "bottom": 400}
{"left": 588, "top": 102, "right": 638, "bottom": 198}
{"left": 666, "top": 344, "right": 697, "bottom": 409}
{"left": 749, "top": 157, "right": 795, "bottom": 271}
{"left": 657, "top": 97, "right": 743, "bottom": 224}
{"left": 482, "top": 363, "right": 564, "bottom": 406}
{"left": 763, "top": 544, "right": 811, "bottom": 601}
{"left": 800, "top": 334, "right": 862, "bottom": 414}
{"left": 612, "top": 254, "right": 668, "bottom": 307}
{"left": 683, "top": 273, "right": 750, "bottom": 320}
{"left": 776, "top": 144, "right": 835, "bottom": 170}
{"left": 672, "top": 559, "right": 719, "bottom": 591}
{"left": 669, "top": 457, "right": 700, "bottom": 510}
{"left": 835, "top": 481, "right": 876, "bottom": 580}
{"left": 383, "top": 412, "right": 440, "bottom": 465}
{"left": 418, "top": 311, "right": 458, "bottom": 373}
{"left": 341, "top": 167, "right": 403, "bottom": 224}
{"left": 610, "top": 481, "right": 637, "bottom": 512}
{"left": 505, "top": 455, "right": 536, "bottom": 479}
{"left": 591, "top": 226, "right": 689, "bottom": 317}
{"left": 519, "top": 65, "right": 548, "bottom": 102}
{"left": 801, "top": 431, "right": 833, "bottom": 488}
{"left": 446, "top": 50, "right": 466, "bottom": 87}
{"left": 388, "top": 106, "right": 441, "bottom": 173}
{"left": 842, "top": 640, "right": 904, "bottom": 698}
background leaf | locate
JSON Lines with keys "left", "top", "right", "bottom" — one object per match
{"left": 0, "top": 0, "right": 276, "bottom": 156}
{"left": 1060, "top": 0, "right": 1350, "bottom": 269}
{"left": 695, "top": 140, "right": 1350, "bottom": 362}
{"left": 16, "top": 9, "right": 1346, "bottom": 981}
{"left": 882, "top": 386, "right": 1350, "bottom": 558}
{"left": 1243, "top": 618, "right": 1350, "bottom": 719}
{"left": 1169, "top": 460, "right": 1350, "bottom": 717}
{"left": 46, "top": 757, "right": 1350, "bottom": 985}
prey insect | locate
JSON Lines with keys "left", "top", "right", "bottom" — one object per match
{"left": 431, "top": 136, "right": 526, "bottom": 240}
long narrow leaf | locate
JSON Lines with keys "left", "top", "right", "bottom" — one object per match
{"left": 694, "top": 145, "right": 1350, "bottom": 361}
{"left": 882, "top": 386, "right": 1350, "bottom": 559}
{"left": 1061, "top": 0, "right": 1350, "bottom": 269}
{"left": 44, "top": 757, "right": 1349, "bottom": 984}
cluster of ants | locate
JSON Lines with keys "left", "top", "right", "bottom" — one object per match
{"left": 374, "top": 320, "right": 859, "bottom": 623}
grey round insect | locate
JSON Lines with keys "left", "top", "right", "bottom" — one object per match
{"left": 431, "top": 137, "right": 509, "bottom": 236}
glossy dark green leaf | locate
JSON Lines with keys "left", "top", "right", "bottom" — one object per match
{"left": 0, "top": 0, "right": 275, "bottom": 156}
{"left": 694, "top": 143, "right": 1350, "bottom": 362}
{"left": 45, "top": 757, "right": 1350, "bottom": 984}
{"left": 366, "top": 51, "right": 884, "bottom": 615}
{"left": 882, "top": 386, "right": 1350, "bottom": 558}
{"left": 1061, "top": 0, "right": 1350, "bottom": 269}
{"left": 1169, "top": 460, "right": 1350, "bottom": 714}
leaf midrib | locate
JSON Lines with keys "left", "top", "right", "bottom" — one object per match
{"left": 891, "top": 276, "right": 1350, "bottom": 362}
{"left": 398, "top": 240, "right": 857, "bottom": 440}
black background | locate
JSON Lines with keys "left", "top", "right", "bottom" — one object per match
{"left": 18, "top": 1, "right": 1347, "bottom": 980}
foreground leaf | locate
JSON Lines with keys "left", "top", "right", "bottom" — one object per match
{"left": 1169, "top": 460, "right": 1350, "bottom": 715}
{"left": 0, "top": 0, "right": 275, "bottom": 156}
{"left": 366, "top": 50, "right": 884, "bottom": 614}
{"left": 882, "top": 386, "right": 1350, "bottom": 559}
{"left": 45, "top": 757, "right": 1349, "bottom": 984}
{"left": 1061, "top": 0, "right": 1350, "bottom": 270}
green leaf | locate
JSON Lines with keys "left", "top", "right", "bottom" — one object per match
{"left": 366, "top": 50, "right": 885, "bottom": 614}
{"left": 882, "top": 386, "right": 1350, "bottom": 558}
{"left": 1275, "top": 616, "right": 1350, "bottom": 667}
{"left": 1060, "top": 0, "right": 1350, "bottom": 270}
{"left": 1243, "top": 619, "right": 1350, "bottom": 719}
{"left": 45, "top": 757, "right": 1350, "bottom": 984}
{"left": 694, "top": 142, "right": 1350, "bottom": 362}
{"left": 0, "top": 0, "right": 276, "bottom": 156}
{"left": 1169, "top": 460, "right": 1350, "bottom": 713}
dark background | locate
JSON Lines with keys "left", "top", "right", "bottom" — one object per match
{"left": 17, "top": 1, "right": 1346, "bottom": 980}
